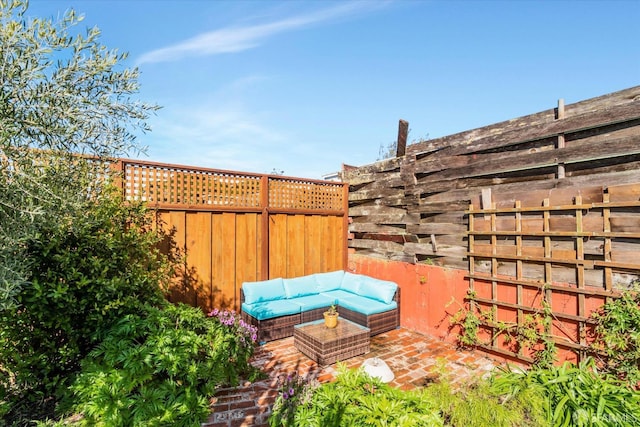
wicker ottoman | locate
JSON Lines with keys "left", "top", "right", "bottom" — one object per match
{"left": 293, "top": 318, "right": 370, "bottom": 365}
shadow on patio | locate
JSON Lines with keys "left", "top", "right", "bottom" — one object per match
{"left": 203, "top": 328, "right": 498, "bottom": 427}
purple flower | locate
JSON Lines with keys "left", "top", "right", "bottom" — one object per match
{"left": 282, "top": 391, "right": 288, "bottom": 400}
{"left": 212, "top": 308, "right": 219, "bottom": 316}
{"left": 289, "top": 388, "right": 295, "bottom": 396}
{"left": 251, "top": 334, "right": 257, "bottom": 342}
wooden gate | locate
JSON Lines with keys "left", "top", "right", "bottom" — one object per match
{"left": 117, "top": 159, "right": 348, "bottom": 312}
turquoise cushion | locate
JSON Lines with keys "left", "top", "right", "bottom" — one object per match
{"left": 319, "top": 289, "right": 357, "bottom": 305}
{"left": 338, "top": 294, "right": 397, "bottom": 316}
{"left": 242, "top": 278, "right": 286, "bottom": 304}
{"left": 340, "top": 272, "right": 363, "bottom": 294}
{"left": 241, "top": 300, "right": 301, "bottom": 321}
{"left": 283, "top": 275, "right": 318, "bottom": 298}
{"left": 290, "top": 294, "right": 335, "bottom": 311}
{"left": 314, "top": 270, "right": 344, "bottom": 292}
{"left": 358, "top": 277, "right": 398, "bottom": 304}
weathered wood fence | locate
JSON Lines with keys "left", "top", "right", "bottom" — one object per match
{"left": 345, "top": 85, "right": 640, "bottom": 362}
{"left": 118, "top": 159, "right": 348, "bottom": 312}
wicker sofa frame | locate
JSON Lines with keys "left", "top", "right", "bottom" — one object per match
{"left": 240, "top": 287, "right": 400, "bottom": 343}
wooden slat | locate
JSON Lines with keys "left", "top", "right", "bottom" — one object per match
{"left": 440, "top": 101, "right": 640, "bottom": 158}
{"left": 304, "top": 215, "right": 322, "bottom": 275}
{"left": 235, "top": 213, "right": 258, "bottom": 307}
{"left": 186, "top": 212, "right": 212, "bottom": 309}
{"left": 288, "top": 215, "right": 306, "bottom": 277}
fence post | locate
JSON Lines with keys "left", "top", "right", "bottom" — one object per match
{"left": 396, "top": 119, "right": 408, "bottom": 157}
{"left": 556, "top": 98, "right": 566, "bottom": 178}
{"left": 342, "top": 182, "right": 350, "bottom": 270}
{"left": 261, "top": 174, "right": 270, "bottom": 280}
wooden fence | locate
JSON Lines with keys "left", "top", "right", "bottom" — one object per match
{"left": 468, "top": 184, "right": 640, "bottom": 362}
{"left": 117, "top": 159, "right": 348, "bottom": 312}
{"left": 345, "top": 85, "right": 640, "bottom": 363}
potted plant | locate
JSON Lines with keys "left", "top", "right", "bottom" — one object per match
{"left": 324, "top": 304, "right": 339, "bottom": 328}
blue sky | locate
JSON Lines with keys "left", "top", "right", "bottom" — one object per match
{"left": 28, "top": 0, "right": 640, "bottom": 179}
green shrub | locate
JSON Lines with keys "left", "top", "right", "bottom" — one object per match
{"left": 269, "top": 364, "right": 547, "bottom": 427}
{"left": 0, "top": 190, "right": 174, "bottom": 422}
{"left": 491, "top": 358, "right": 640, "bottom": 426}
{"left": 269, "top": 372, "right": 319, "bottom": 427}
{"left": 591, "top": 285, "right": 640, "bottom": 384}
{"left": 422, "top": 377, "right": 546, "bottom": 426}
{"left": 69, "top": 303, "right": 261, "bottom": 426}
{"left": 271, "top": 365, "right": 443, "bottom": 427}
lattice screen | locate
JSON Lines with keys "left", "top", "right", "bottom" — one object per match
{"left": 466, "top": 183, "right": 640, "bottom": 362}
{"left": 121, "top": 160, "right": 344, "bottom": 212}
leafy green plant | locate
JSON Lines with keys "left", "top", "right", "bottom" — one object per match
{"left": 271, "top": 364, "right": 549, "bottom": 427}
{"left": 423, "top": 375, "right": 546, "bottom": 426}
{"left": 448, "top": 293, "right": 482, "bottom": 347}
{"left": 491, "top": 358, "right": 640, "bottom": 427}
{"left": 591, "top": 285, "right": 640, "bottom": 384}
{"left": 269, "top": 372, "right": 318, "bottom": 427}
{"left": 1, "top": 0, "right": 163, "bottom": 422}
{"left": 207, "top": 308, "right": 260, "bottom": 381}
{"left": 271, "top": 364, "right": 443, "bottom": 426}
{"left": 0, "top": 0, "right": 158, "bottom": 311}
{"left": 68, "top": 303, "right": 261, "bottom": 426}
{"left": 0, "top": 190, "right": 174, "bottom": 423}
{"left": 449, "top": 288, "right": 557, "bottom": 368}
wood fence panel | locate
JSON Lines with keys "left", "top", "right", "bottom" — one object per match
{"left": 304, "top": 215, "right": 322, "bottom": 275}
{"left": 346, "top": 86, "right": 640, "bottom": 270}
{"left": 467, "top": 187, "right": 640, "bottom": 363}
{"left": 288, "top": 215, "right": 306, "bottom": 278}
{"left": 235, "top": 213, "right": 259, "bottom": 307}
{"left": 157, "top": 210, "right": 188, "bottom": 304}
{"left": 185, "top": 212, "right": 211, "bottom": 308}
{"left": 217, "top": 213, "right": 238, "bottom": 309}
{"left": 269, "top": 214, "right": 288, "bottom": 279}
{"left": 121, "top": 161, "right": 347, "bottom": 312}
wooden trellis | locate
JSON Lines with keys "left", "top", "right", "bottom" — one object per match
{"left": 466, "top": 184, "right": 640, "bottom": 362}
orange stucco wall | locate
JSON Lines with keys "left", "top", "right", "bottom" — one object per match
{"left": 348, "top": 254, "right": 468, "bottom": 344}
{"left": 349, "top": 254, "right": 608, "bottom": 365}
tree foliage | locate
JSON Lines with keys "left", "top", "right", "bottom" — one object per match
{"left": 0, "top": 0, "right": 167, "bottom": 422}
{"left": 0, "top": 0, "right": 159, "bottom": 309}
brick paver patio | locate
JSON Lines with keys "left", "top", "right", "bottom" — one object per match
{"left": 204, "top": 327, "right": 499, "bottom": 427}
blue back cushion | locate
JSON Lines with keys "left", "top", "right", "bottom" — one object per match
{"left": 340, "top": 272, "right": 363, "bottom": 294}
{"left": 242, "top": 278, "right": 286, "bottom": 304}
{"left": 358, "top": 277, "right": 398, "bottom": 304}
{"left": 314, "top": 270, "right": 345, "bottom": 293}
{"left": 283, "top": 275, "right": 318, "bottom": 298}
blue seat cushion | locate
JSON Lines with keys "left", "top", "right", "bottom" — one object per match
{"left": 242, "top": 278, "right": 286, "bottom": 304}
{"left": 313, "top": 270, "right": 344, "bottom": 293}
{"left": 337, "top": 294, "right": 397, "bottom": 316}
{"left": 290, "top": 294, "right": 335, "bottom": 311}
{"left": 241, "top": 300, "right": 301, "bottom": 321}
{"left": 358, "top": 277, "right": 398, "bottom": 304}
{"left": 340, "top": 272, "right": 364, "bottom": 294}
{"left": 283, "top": 275, "right": 318, "bottom": 298}
{"left": 319, "top": 289, "right": 357, "bottom": 305}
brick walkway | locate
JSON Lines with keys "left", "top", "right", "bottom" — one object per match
{"left": 203, "top": 328, "right": 499, "bottom": 427}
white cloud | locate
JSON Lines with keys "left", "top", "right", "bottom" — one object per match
{"left": 137, "top": 2, "right": 384, "bottom": 65}
{"left": 143, "top": 100, "right": 290, "bottom": 173}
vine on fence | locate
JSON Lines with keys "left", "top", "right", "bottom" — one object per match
{"left": 450, "top": 281, "right": 640, "bottom": 377}
{"left": 449, "top": 285, "right": 556, "bottom": 368}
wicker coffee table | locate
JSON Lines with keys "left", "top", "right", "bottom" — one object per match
{"left": 293, "top": 318, "right": 370, "bottom": 365}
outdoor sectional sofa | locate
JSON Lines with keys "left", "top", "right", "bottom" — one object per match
{"left": 240, "top": 270, "right": 400, "bottom": 342}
